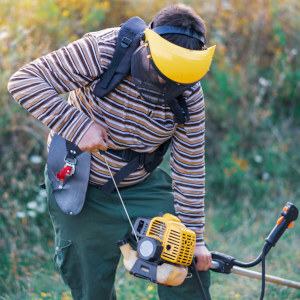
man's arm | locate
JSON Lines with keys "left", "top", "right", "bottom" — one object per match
{"left": 7, "top": 35, "right": 104, "bottom": 146}
{"left": 171, "top": 82, "right": 211, "bottom": 270}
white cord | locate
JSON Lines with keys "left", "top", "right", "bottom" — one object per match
{"left": 101, "top": 154, "right": 139, "bottom": 242}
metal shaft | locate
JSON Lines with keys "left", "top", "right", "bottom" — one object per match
{"left": 211, "top": 261, "right": 300, "bottom": 290}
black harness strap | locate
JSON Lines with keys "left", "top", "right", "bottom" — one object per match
{"left": 99, "top": 30, "right": 135, "bottom": 90}
{"left": 168, "top": 95, "right": 190, "bottom": 124}
{"left": 93, "top": 17, "right": 147, "bottom": 97}
{"left": 101, "top": 155, "right": 141, "bottom": 194}
{"left": 101, "top": 139, "right": 171, "bottom": 194}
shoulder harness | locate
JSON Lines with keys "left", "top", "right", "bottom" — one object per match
{"left": 91, "top": 17, "right": 196, "bottom": 194}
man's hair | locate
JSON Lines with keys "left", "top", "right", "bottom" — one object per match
{"left": 150, "top": 4, "right": 206, "bottom": 50}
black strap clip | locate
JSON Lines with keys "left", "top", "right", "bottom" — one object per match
{"left": 121, "top": 149, "right": 137, "bottom": 161}
{"left": 121, "top": 36, "right": 132, "bottom": 48}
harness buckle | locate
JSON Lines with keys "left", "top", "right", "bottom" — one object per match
{"left": 121, "top": 37, "right": 132, "bottom": 48}
{"left": 121, "top": 149, "right": 135, "bottom": 162}
{"left": 64, "top": 155, "right": 77, "bottom": 176}
{"left": 139, "top": 153, "right": 145, "bottom": 164}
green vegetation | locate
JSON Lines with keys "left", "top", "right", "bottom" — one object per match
{"left": 1, "top": 0, "right": 299, "bottom": 299}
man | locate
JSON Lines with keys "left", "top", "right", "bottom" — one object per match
{"left": 8, "top": 4, "right": 215, "bottom": 300}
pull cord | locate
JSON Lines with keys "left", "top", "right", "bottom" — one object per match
{"left": 100, "top": 152, "right": 139, "bottom": 242}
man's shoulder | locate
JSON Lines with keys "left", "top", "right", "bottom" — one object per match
{"left": 84, "top": 27, "right": 120, "bottom": 46}
{"left": 183, "top": 82, "right": 202, "bottom": 98}
{"left": 83, "top": 27, "right": 120, "bottom": 67}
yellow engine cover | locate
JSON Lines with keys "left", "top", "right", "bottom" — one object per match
{"left": 146, "top": 213, "right": 196, "bottom": 266}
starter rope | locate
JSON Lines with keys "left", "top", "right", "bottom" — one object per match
{"left": 102, "top": 154, "right": 139, "bottom": 242}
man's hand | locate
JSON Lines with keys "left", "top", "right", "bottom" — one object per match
{"left": 78, "top": 123, "right": 108, "bottom": 152}
{"left": 194, "top": 244, "right": 212, "bottom": 271}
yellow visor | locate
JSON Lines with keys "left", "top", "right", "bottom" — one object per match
{"left": 145, "top": 28, "right": 216, "bottom": 84}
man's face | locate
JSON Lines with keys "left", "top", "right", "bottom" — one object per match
{"left": 131, "top": 39, "right": 193, "bottom": 105}
{"left": 139, "top": 41, "right": 166, "bottom": 85}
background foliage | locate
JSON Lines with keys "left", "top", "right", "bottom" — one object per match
{"left": 1, "top": 0, "right": 299, "bottom": 299}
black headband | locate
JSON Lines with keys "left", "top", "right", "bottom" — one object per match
{"left": 151, "top": 25, "right": 206, "bottom": 46}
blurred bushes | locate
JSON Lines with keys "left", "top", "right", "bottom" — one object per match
{"left": 201, "top": 0, "right": 300, "bottom": 207}
{"left": 0, "top": 0, "right": 110, "bottom": 296}
{"left": 1, "top": 0, "right": 299, "bottom": 297}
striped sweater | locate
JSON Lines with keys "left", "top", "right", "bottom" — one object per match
{"left": 7, "top": 28, "right": 206, "bottom": 244}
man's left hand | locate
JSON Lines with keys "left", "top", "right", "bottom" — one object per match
{"left": 194, "top": 244, "right": 212, "bottom": 271}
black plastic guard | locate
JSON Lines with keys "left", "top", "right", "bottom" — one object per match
{"left": 130, "top": 258, "right": 157, "bottom": 283}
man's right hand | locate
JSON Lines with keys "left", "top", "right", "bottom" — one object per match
{"left": 77, "top": 123, "right": 108, "bottom": 153}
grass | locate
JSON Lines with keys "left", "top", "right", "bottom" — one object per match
{"left": 207, "top": 203, "right": 300, "bottom": 300}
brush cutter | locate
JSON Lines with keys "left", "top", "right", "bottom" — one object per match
{"left": 100, "top": 151, "right": 299, "bottom": 299}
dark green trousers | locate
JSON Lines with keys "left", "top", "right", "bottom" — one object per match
{"left": 45, "top": 167, "right": 211, "bottom": 300}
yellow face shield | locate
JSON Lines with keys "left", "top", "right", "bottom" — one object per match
{"left": 131, "top": 26, "right": 216, "bottom": 105}
{"left": 145, "top": 28, "right": 216, "bottom": 84}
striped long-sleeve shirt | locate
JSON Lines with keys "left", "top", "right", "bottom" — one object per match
{"left": 8, "top": 28, "right": 206, "bottom": 244}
